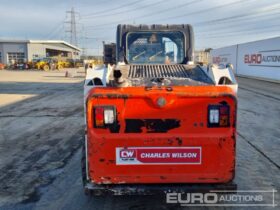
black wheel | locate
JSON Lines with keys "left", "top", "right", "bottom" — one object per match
{"left": 81, "top": 140, "right": 92, "bottom": 196}
{"left": 81, "top": 139, "right": 87, "bottom": 186}
{"left": 81, "top": 138, "right": 108, "bottom": 196}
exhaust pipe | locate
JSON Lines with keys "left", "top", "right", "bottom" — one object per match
{"left": 113, "top": 69, "right": 128, "bottom": 87}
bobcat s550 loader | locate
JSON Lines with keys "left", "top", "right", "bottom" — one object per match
{"left": 83, "top": 24, "right": 238, "bottom": 195}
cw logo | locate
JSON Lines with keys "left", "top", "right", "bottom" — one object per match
{"left": 120, "top": 149, "right": 136, "bottom": 158}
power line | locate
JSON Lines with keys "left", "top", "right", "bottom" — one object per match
{"left": 196, "top": 28, "right": 280, "bottom": 48}
{"left": 82, "top": 0, "right": 169, "bottom": 20}
{"left": 77, "top": 0, "right": 112, "bottom": 8}
{"left": 131, "top": 0, "right": 204, "bottom": 21}
{"left": 105, "top": 0, "right": 203, "bottom": 24}
{"left": 195, "top": 25, "right": 280, "bottom": 48}
{"left": 191, "top": 5, "right": 280, "bottom": 37}
{"left": 81, "top": 0, "right": 146, "bottom": 18}
{"left": 84, "top": 0, "right": 277, "bottom": 34}
{"left": 195, "top": 28, "right": 280, "bottom": 49}
{"left": 84, "top": 0, "right": 201, "bottom": 28}
{"left": 82, "top": 10, "right": 279, "bottom": 49}
{"left": 83, "top": 36, "right": 112, "bottom": 40}
{"left": 195, "top": 11, "right": 280, "bottom": 34}
{"left": 144, "top": 0, "right": 256, "bottom": 23}
{"left": 191, "top": 5, "right": 280, "bottom": 38}
{"left": 83, "top": 0, "right": 256, "bottom": 30}
{"left": 197, "top": 23, "right": 280, "bottom": 38}
{"left": 80, "top": 0, "right": 279, "bottom": 52}
{"left": 44, "top": 22, "right": 64, "bottom": 39}
{"left": 194, "top": 4, "right": 280, "bottom": 26}
{"left": 48, "top": 24, "right": 64, "bottom": 40}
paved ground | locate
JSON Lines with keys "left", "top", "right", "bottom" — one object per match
{"left": 0, "top": 70, "right": 279, "bottom": 210}
{"left": 0, "top": 69, "right": 85, "bottom": 206}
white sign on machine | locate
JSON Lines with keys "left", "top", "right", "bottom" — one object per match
{"left": 116, "top": 147, "right": 202, "bottom": 165}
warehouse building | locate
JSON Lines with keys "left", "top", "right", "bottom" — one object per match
{"left": 0, "top": 40, "right": 81, "bottom": 65}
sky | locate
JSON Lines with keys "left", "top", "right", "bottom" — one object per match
{"left": 0, "top": 0, "right": 280, "bottom": 55}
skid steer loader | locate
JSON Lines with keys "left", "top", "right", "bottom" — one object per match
{"left": 83, "top": 24, "right": 238, "bottom": 196}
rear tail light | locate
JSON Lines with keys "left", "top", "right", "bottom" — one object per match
{"left": 209, "top": 109, "right": 219, "bottom": 124}
{"left": 104, "top": 109, "right": 115, "bottom": 124}
{"left": 94, "top": 106, "right": 116, "bottom": 128}
{"left": 208, "top": 105, "right": 230, "bottom": 127}
{"left": 95, "top": 107, "right": 105, "bottom": 127}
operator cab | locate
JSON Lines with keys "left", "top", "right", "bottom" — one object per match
{"left": 116, "top": 24, "right": 194, "bottom": 64}
{"left": 126, "top": 31, "right": 185, "bottom": 64}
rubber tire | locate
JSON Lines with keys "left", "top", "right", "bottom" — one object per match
{"left": 81, "top": 138, "right": 109, "bottom": 197}
{"left": 81, "top": 139, "right": 87, "bottom": 186}
{"left": 43, "top": 65, "right": 50, "bottom": 71}
{"left": 57, "top": 65, "right": 63, "bottom": 71}
{"left": 81, "top": 140, "right": 95, "bottom": 196}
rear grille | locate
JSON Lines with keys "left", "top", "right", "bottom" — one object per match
{"left": 128, "top": 65, "right": 190, "bottom": 78}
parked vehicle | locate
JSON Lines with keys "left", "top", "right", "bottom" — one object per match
{"left": 83, "top": 24, "right": 238, "bottom": 195}
{"left": 0, "top": 63, "right": 5, "bottom": 70}
{"left": 35, "top": 58, "right": 63, "bottom": 71}
{"left": 67, "top": 59, "right": 84, "bottom": 68}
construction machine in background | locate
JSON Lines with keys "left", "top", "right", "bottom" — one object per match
{"left": 67, "top": 59, "right": 85, "bottom": 68}
{"left": 0, "top": 63, "right": 5, "bottom": 70}
{"left": 84, "top": 59, "right": 103, "bottom": 69}
{"left": 35, "top": 58, "right": 64, "bottom": 71}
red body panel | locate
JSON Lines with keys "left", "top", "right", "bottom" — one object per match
{"left": 86, "top": 86, "right": 237, "bottom": 184}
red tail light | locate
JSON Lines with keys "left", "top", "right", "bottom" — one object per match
{"left": 94, "top": 107, "right": 105, "bottom": 127}
{"left": 94, "top": 106, "right": 116, "bottom": 128}
{"left": 208, "top": 105, "right": 230, "bottom": 127}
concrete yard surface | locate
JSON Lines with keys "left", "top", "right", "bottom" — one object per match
{"left": 0, "top": 70, "right": 279, "bottom": 210}
{"left": 0, "top": 70, "right": 84, "bottom": 205}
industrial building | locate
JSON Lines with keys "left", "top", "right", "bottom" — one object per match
{"left": 0, "top": 40, "right": 81, "bottom": 65}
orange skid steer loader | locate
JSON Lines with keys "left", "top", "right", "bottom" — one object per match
{"left": 82, "top": 24, "right": 238, "bottom": 195}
